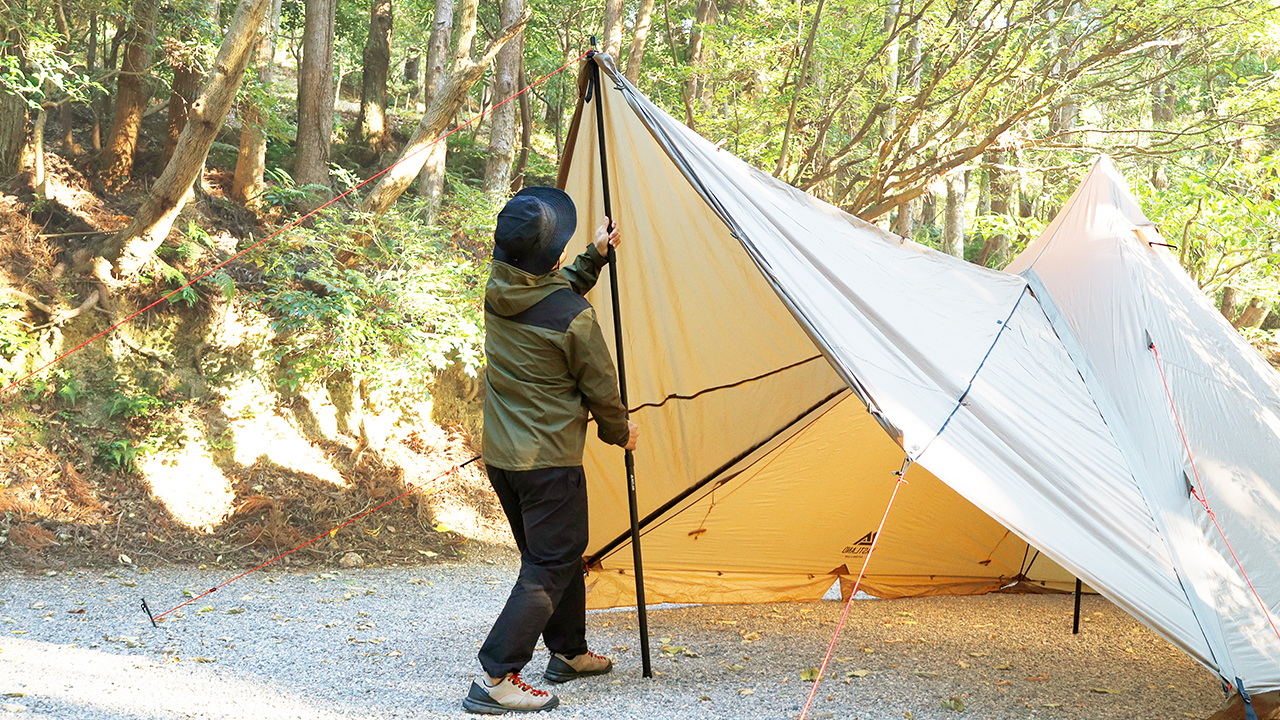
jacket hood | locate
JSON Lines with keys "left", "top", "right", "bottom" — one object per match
{"left": 486, "top": 260, "right": 572, "bottom": 316}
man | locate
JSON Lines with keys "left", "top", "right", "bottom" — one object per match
{"left": 463, "top": 186, "right": 639, "bottom": 715}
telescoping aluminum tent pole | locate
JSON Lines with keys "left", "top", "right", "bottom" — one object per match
{"left": 586, "top": 48, "right": 653, "bottom": 679}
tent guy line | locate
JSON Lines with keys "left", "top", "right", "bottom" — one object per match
{"left": 142, "top": 456, "right": 481, "bottom": 626}
{"left": 798, "top": 458, "right": 913, "bottom": 720}
{"left": 0, "top": 50, "right": 588, "bottom": 400}
{"left": 1149, "top": 338, "right": 1280, "bottom": 647}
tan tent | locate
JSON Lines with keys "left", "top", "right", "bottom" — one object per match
{"left": 553, "top": 53, "right": 1280, "bottom": 696}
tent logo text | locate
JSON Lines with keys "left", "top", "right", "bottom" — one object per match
{"left": 842, "top": 532, "right": 877, "bottom": 556}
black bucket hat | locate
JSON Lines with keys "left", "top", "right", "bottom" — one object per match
{"left": 493, "top": 187, "right": 578, "bottom": 276}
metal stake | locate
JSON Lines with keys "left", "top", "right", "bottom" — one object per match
{"left": 587, "top": 51, "right": 652, "bottom": 679}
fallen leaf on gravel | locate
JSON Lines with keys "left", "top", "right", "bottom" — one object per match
{"left": 118, "top": 554, "right": 132, "bottom": 565}
{"left": 698, "top": 695, "right": 711, "bottom": 701}
{"left": 724, "top": 663, "right": 744, "bottom": 671}
{"left": 67, "top": 609, "right": 85, "bottom": 614}
{"left": 836, "top": 656, "right": 856, "bottom": 661}
{"left": 968, "top": 652, "right": 988, "bottom": 657}
{"left": 682, "top": 649, "right": 701, "bottom": 658}
{"left": 801, "top": 668, "right": 820, "bottom": 681}
{"left": 1025, "top": 674, "right": 1050, "bottom": 682}
{"left": 1042, "top": 703, "right": 1061, "bottom": 708}
{"left": 957, "top": 660, "right": 970, "bottom": 668}
{"left": 995, "top": 680, "right": 1012, "bottom": 686}
{"left": 940, "top": 697, "right": 965, "bottom": 712}
{"left": 612, "top": 645, "right": 629, "bottom": 652}
{"left": 741, "top": 631, "right": 760, "bottom": 643}
{"left": 198, "top": 606, "right": 215, "bottom": 613}
{"left": 347, "top": 637, "right": 387, "bottom": 644}
{"left": 660, "top": 645, "right": 685, "bottom": 655}
{"left": 9, "top": 632, "right": 24, "bottom": 636}
{"left": 119, "top": 582, "right": 136, "bottom": 588}
{"left": 714, "top": 620, "right": 737, "bottom": 625}
{"left": 192, "top": 657, "right": 215, "bottom": 663}
{"left": 1090, "top": 687, "right": 1120, "bottom": 694}
{"left": 994, "top": 662, "right": 1011, "bottom": 670}
{"left": 902, "top": 713, "right": 913, "bottom": 719}
{"left": 897, "top": 612, "right": 914, "bottom": 617}
{"left": 847, "top": 670, "right": 870, "bottom": 678}
{"left": 738, "top": 688, "right": 754, "bottom": 696}
{"left": 862, "top": 646, "right": 875, "bottom": 654}
{"left": 2, "top": 694, "right": 23, "bottom": 698}
{"left": 225, "top": 607, "right": 245, "bottom": 615}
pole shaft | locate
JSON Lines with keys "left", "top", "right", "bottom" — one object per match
{"left": 590, "top": 56, "right": 652, "bottom": 679}
{"left": 1072, "top": 577, "right": 1082, "bottom": 634}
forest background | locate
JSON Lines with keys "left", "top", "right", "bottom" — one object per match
{"left": 0, "top": 0, "right": 1276, "bottom": 567}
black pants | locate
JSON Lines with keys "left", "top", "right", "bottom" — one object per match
{"left": 478, "top": 465, "right": 589, "bottom": 678}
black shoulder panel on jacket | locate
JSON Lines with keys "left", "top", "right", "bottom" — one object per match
{"left": 485, "top": 288, "right": 591, "bottom": 333}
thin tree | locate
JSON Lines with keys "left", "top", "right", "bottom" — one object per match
{"left": 353, "top": 0, "right": 393, "bottom": 151}
{"left": 601, "top": 0, "right": 623, "bottom": 55}
{"left": 294, "top": 0, "right": 337, "bottom": 196}
{"left": 415, "top": 0, "right": 455, "bottom": 222}
{"left": 232, "top": 0, "right": 283, "bottom": 205}
{"left": 362, "top": 0, "right": 528, "bottom": 214}
{"left": 101, "top": 0, "right": 274, "bottom": 279}
{"left": 482, "top": 0, "right": 525, "bottom": 198}
{"left": 624, "top": 0, "right": 655, "bottom": 83}
{"left": 100, "top": 0, "right": 159, "bottom": 190}
{"left": 0, "top": 19, "right": 29, "bottom": 177}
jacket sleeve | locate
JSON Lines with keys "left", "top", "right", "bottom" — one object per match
{"left": 559, "top": 243, "right": 610, "bottom": 296}
{"left": 564, "top": 307, "right": 630, "bottom": 447}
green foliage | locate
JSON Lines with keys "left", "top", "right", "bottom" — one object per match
{"left": 106, "top": 391, "right": 160, "bottom": 419}
{"left": 98, "top": 439, "right": 139, "bottom": 472}
{"left": 53, "top": 369, "right": 83, "bottom": 406}
{"left": 244, "top": 186, "right": 494, "bottom": 402}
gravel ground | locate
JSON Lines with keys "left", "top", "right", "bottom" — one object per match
{"left": 0, "top": 549, "right": 1224, "bottom": 719}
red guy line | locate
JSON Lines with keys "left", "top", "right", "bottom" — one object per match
{"left": 1, "top": 50, "right": 589, "bottom": 398}
{"left": 1149, "top": 343, "right": 1280, "bottom": 644}
{"left": 799, "top": 461, "right": 911, "bottom": 720}
{"left": 151, "top": 456, "right": 480, "bottom": 621}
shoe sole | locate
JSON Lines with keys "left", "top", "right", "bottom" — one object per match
{"left": 543, "top": 665, "right": 613, "bottom": 684}
{"left": 462, "top": 696, "right": 560, "bottom": 715}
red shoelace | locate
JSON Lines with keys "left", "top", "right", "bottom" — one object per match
{"left": 507, "top": 673, "right": 548, "bottom": 697}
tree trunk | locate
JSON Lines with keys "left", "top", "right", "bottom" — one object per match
{"left": 404, "top": 49, "right": 420, "bottom": 100}
{"left": 88, "top": 13, "right": 102, "bottom": 151}
{"left": 353, "top": 0, "right": 394, "bottom": 151}
{"left": 295, "top": 0, "right": 337, "bottom": 198}
{"left": 482, "top": 0, "right": 524, "bottom": 199}
{"left": 602, "top": 0, "right": 624, "bottom": 56}
{"left": 233, "top": 0, "right": 282, "bottom": 206}
{"left": 1235, "top": 298, "right": 1269, "bottom": 330}
{"left": 362, "top": 0, "right": 528, "bottom": 215}
{"left": 164, "top": 54, "right": 202, "bottom": 165}
{"left": 415, "top": 0, "right": 456, "bottom": 221}
{"left": 104, "top": 0, "right": 273, "bottom": 279}
{"left": 624, "top": 0, "right": 655, "bottom": 84}
{"left": 685, "top": 0, "right": 716, "bottom": 110}
{"left": 1220, "top": 286, "right": 1240, "bottom": 322}
{"left": 511, "top": 62, "right": 531, "bottom": 193}
{"left": 101, "top": 0, "right": 159, "bottom": 190}
{"left": 0, "top": 23, "right": 28, "bottom": 177}
{"left": 943, "top": 171, "right": 964, "bottom": 258}
{"left": 977, "top": 151, "right": 1014, "bottom": 267}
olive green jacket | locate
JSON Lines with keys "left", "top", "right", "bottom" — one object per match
{"left": 482, "top": 244, "right": 630, "bottom": 470}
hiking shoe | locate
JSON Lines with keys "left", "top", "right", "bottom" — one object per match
{"left": 544, "top": 650, "right": 613, "bottom": 683}
{"left": 462, "top": 672, "right": 560, "bottom": 715}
